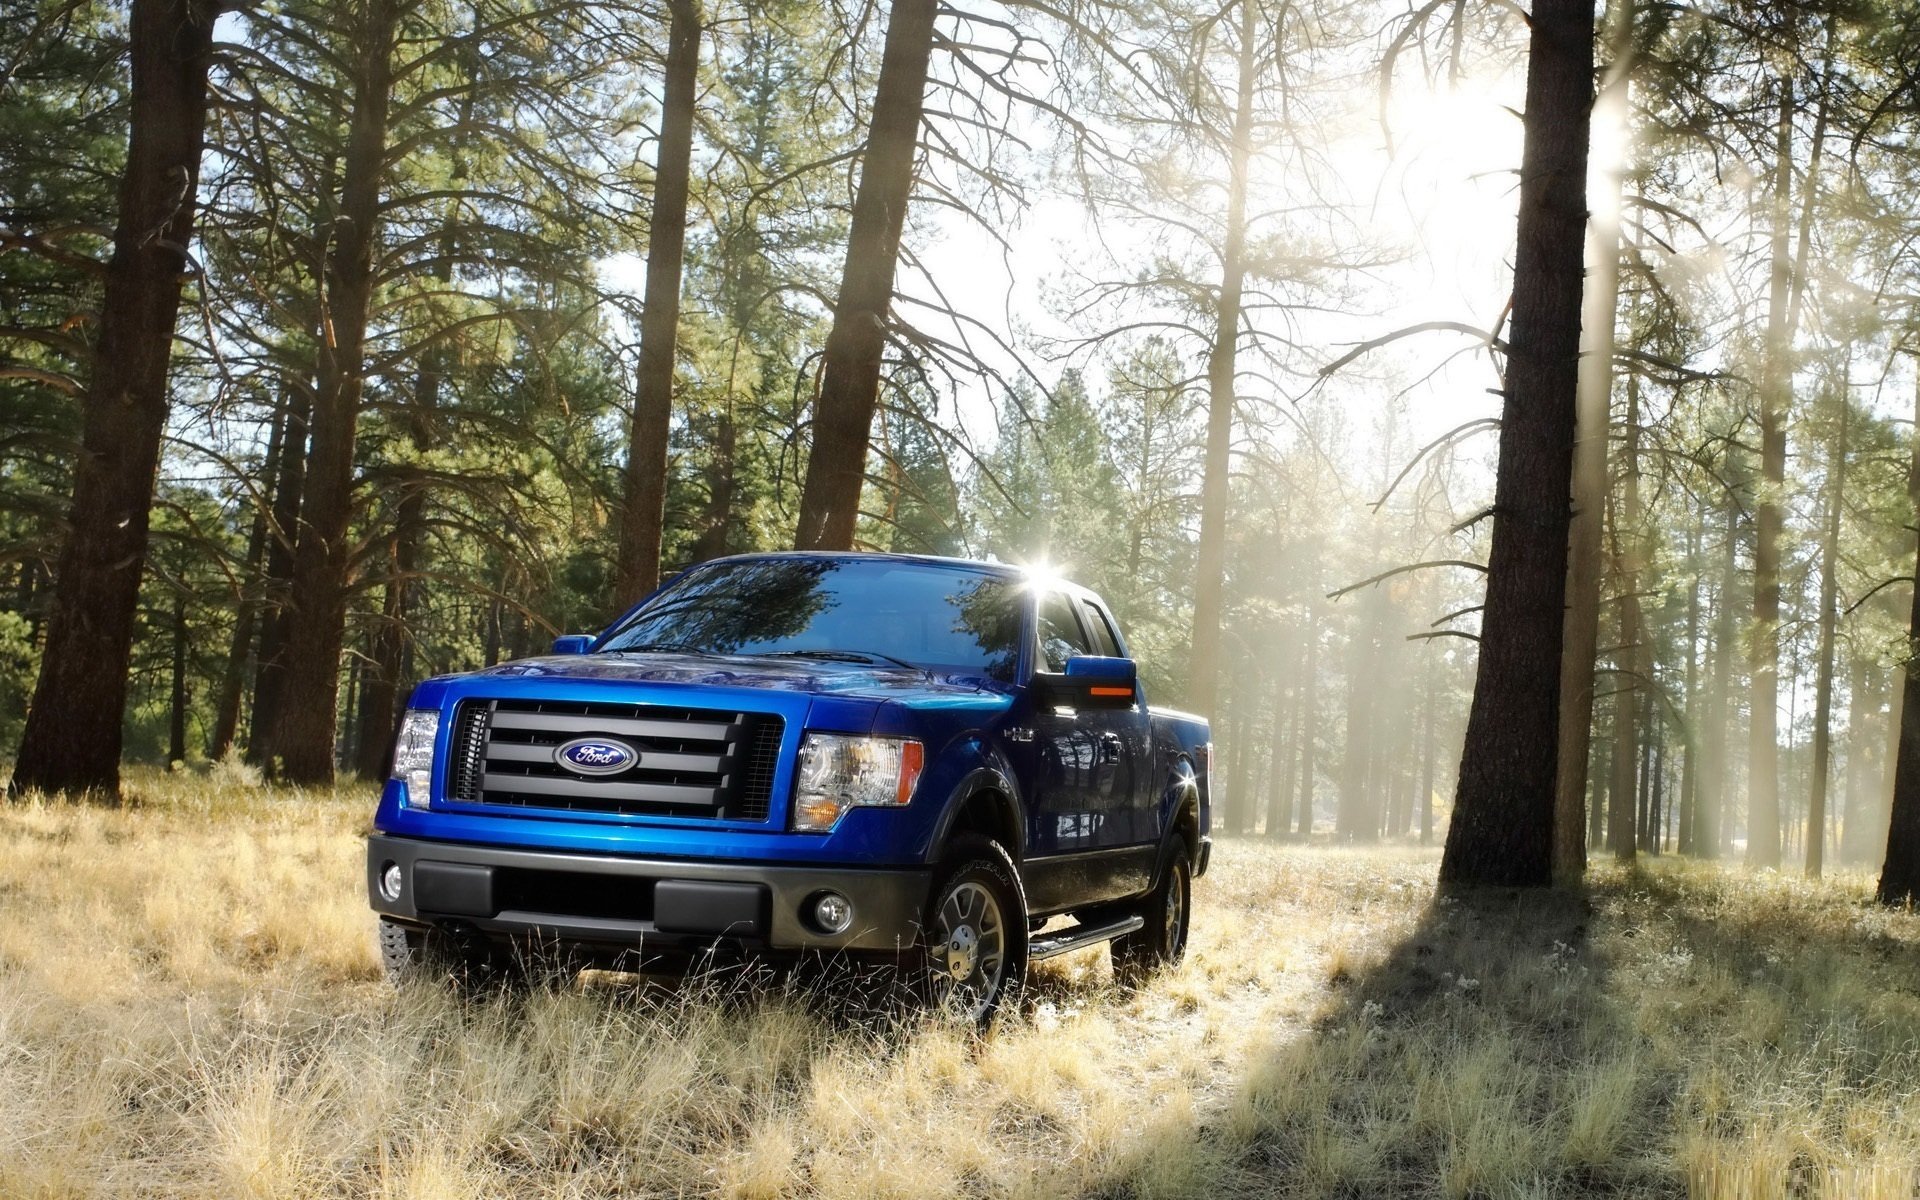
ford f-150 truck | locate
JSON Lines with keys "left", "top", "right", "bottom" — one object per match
{"left": 367, "top": 552, "right": 1212, "bottom": 1023}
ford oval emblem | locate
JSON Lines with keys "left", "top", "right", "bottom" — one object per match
{"left": 555, "top": 737, "right": 639, "bottom": 776}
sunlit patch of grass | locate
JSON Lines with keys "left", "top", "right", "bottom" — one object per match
{"left": 3, "top": 770, "right": 1920, "bottom": 1196}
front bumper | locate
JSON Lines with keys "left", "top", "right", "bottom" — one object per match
{"left": 368, "top": 833, "right": 931, "bottom": 954}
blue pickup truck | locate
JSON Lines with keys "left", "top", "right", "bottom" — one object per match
{"left": 366, "top": 552, "right": 1211, "bottom": 1023}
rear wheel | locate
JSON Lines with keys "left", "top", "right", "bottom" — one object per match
{"left": 1111, "top": 835, "right": 1191, "bottom": 986}
{"left": 921, "top": 835, "right": 1028, "bottom": 1027}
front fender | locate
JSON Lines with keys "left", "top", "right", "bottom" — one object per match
{"left": 920, "top": 747, "right": 1024, "bottom": 865}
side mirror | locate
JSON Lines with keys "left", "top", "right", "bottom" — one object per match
{"left": 551, "top": 634, "right": 594, "bottom": 655}
{"left": 1036, "top": 656, "right": 1139, "bottom": 709}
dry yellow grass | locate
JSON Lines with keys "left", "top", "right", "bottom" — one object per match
{"left": 3, "top": 770, "right": 1919, "bottom": 1198}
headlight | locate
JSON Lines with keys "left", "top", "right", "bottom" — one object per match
{"left": 390, "top": 709, "right": 439, "bottom": 807}
{"left": 791, "top": 734, "right": 925, "bottom": 832}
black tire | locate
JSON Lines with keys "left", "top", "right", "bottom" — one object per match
{"left": 1111, "top": 835, "right": 1192, "bottom": 986}
{"left": 377, "top": 917, "right": 515, "bottom": 989}
{"left": 920, "top": 835, "right": 1029, "bottom": 1028}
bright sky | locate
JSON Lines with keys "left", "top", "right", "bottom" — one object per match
{"left": 598, "top": 62, "right": 1534, "bottom": 507}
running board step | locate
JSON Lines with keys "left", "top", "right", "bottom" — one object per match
{"left": 1028, "top": 915, "right": 1145, "bottom": 961}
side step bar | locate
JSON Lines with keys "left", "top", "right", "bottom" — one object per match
{"left": 1028, "top": 914, "right": 1144, "bottom": 961}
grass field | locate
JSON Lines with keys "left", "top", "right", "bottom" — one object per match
{"left": 3, "top": 771, "right": 1919, "bottom": 1198}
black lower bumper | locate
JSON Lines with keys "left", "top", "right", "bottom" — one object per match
{"left": 367, "top": 834, "right": 932, "bottom": 953}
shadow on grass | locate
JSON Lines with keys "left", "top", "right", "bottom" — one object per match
{"left": 1095, "top": 860, "right": 1920, "bottom": 1200}
{"left": 1095, "top": 881, "right": 1658, "bottom": 1199}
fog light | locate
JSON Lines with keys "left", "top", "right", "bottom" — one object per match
{"left": 380, "top": 863, "right": 403, "bottom": 902}
{"left": 812, "top": 892, "right": 853, "bottom": 935}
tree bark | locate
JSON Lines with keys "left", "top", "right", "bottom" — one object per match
{"left": 1438, "top": 0, "right": 1593, "bottom": 888}
{"left": 1677, "top": 523, "right": 1701, "bottom": 854}
{"left": 1419, "top": 653, "right": 1437, "bottom": 844}
{"left": 208, "top": 398, "right": 287, "bottom": 760}
{"left": 1878, "top": 375, "right": 1920, "bottom": 905}
{"left": 1610, "top": 374, "right": 1644, "bottom": 862}
{"left": 1553, "top": 0, "right": 1635, "bottom": 882}
{"left": 264, "top": 0, "right": 399, "bottom": 783}
{"left": 1750, "top": 53, "right": 1831, "bottom": 867}
{"left": 1265, "top": 652, "right": 1292, "bottom": 837}
{"left": 351, "top": 70, "right": 477, "bottom": 781}
{"left": 1697, "top": 480, "right": 1739, "bottom": 858}
{"left": 617, "top": 0, "right": 702, "bottom": 599}
{"left": 1186, "top": 0, "right": 1259, "bottom": 720}
{"left": 8, "top": 0, "right": 217, "bottom": 799}
{"left": 1338, "top": 601, "right": 1377, "bottom": 842}
{"left": 1296, "top": 591, "right": 1319, "bottom": 838}
{"left": 792, "top": 0, "right": 937, "bottom": 550}
{"left": 246, "top": 388, "right": 311, "bottom": 764}
{"left": 167, "top": 591, "right": 189, "bottom": 765}
{"left": 1806, "top": 387, "right": 1847, "bottom": 877}
{"left": 1747, "top": 90, "right": 1794, "bottom": 868}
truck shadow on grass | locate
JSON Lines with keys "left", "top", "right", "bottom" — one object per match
{"left": 1182, "top": 884, "right": 1642, "bottom": 1199}
{"left": 1094, "top": 863, "right": 1920, "bottom": 1200}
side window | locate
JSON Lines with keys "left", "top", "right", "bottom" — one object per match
{"left": 1036, "top": 590, "right": 1092, "bottom": 672}
{"left": 1078, "top": 598, "right": 1122, "bottom": 658}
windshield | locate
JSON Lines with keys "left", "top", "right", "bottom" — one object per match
{"left": 598, "top": 558, "right": 1025, "bottom": 680}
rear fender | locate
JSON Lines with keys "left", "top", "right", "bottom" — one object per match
{"left": 1153, "top": 756, "right": 1204, "bottom": 885}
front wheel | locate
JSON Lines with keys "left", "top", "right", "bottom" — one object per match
{"left": 921, "top": 836, "right": 1028, "bottom": 1028}
{"left": 1111, "top": 835, "right": 1192, "bottom": 986}
{"left": 378, "top": 917, "right": 516, "bottom": 989}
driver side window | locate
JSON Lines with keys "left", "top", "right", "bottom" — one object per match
{"left": 1036, "top": 590, "right": 1092, "bottom": 672}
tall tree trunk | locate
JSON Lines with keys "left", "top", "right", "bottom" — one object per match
{"left": 688, "top": 414, "right": 738, "bottom": 563}
{"left": 1698, "top": 481, "right": 1740, "bottom": 858}
{"left": 792, "top": 0, "right": 937, "bottom": 550}
{"left": 617, "top": 0, "right": 702, "bottom": 599}
{"left": 1296, "top": 593, "right": 1319, "bottom": 838}
{"left": 1677, "top": 523, "right": 1701, "bottom": 855}
{"left": 1589, "top": 738, "right": 1608, "bottom": 847}
{"left": 1338, "top": 613, "right": 1374, "bottom": 842}
{"left": 1611, "top": 372, "right": 1645, "bottom": 861}
{"left": 1878, "top": 375, "right": 1920, "bottom": 905}
{"left": 1750, "top": 53, "right": 1831, "bottom": 867}
{"left": 264, "top": 0, "right": 399, "bottom": 783}
{"left": 1438, "top": 0, "right": 1593, "bottom": 888}
{"left": 167, "top": 591, "right": 189, "bottom": 765}
{"left": 1265, "top": 655, "right": 1292, "bottom": 837}
{"left": 208, "top": 398, "right": 287, "bottom": 759}
{"left": 9, "top": 0, "right": 217, "bottom": 799}
{"left": 1554, "top": 0, "right": 1635, "bottom": 881}
{"left": 246, "top": 388, "right": 312, "bottom": 763}
{"left": 1610, "top": 593, "right": 1641, "bottom": 861}
{"left": 1747, "top": 91, "right": 1794, "bottom": 869}
{"left": 1807, "top": 388, "right": 1847, "bottom": 877}
{"left": 351, "top": 74, "right": 475, "bottom": 782}
{"left": 1647, "top": 714, "right": 1665, "bottom": 853}
{"left": 1186, "top": 0, "right": 1258, "bottom": 720}
{"left": 1419, "top": 654, "right": 1436, "bottom": 844}
{"left": 1842, "top": 659, "right": 1886, "bottom": 863}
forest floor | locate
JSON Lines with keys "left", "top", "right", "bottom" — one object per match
{"left": 2, "top": 771, "right": 1919, "bottom": 1199}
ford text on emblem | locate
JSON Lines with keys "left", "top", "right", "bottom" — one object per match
{"left": 555, "top": 737, "right": 639, "bottom": 775}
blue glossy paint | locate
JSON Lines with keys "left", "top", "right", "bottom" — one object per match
{"left": 372, "top": 552, "right": 1211, "bottom": 875}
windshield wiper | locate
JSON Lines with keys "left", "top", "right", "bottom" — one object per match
{"left": 758, "top": 649, "right": 922, "bottom": 671}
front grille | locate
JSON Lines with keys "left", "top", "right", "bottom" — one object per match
{"left": 445, "top": 699, "right": 784, "bottom": 822}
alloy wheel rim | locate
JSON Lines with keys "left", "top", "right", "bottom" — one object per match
{"left": 932, "top": 880, "right": 1006, "bottom": 1021}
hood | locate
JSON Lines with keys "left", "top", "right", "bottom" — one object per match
{"left": 470, "top": 651, "right": 1004, "bottom": 703}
